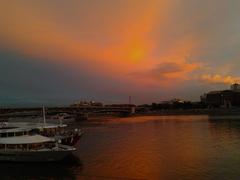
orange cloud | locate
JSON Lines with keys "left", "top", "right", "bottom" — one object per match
{"left": 0, "top": 1, "right": 163, "bottom": 65}
{"left": 0, "top": 0, "right": 201, "bottom": 89}
{"left": 200, "top": 74, "right": 240, "bottom": 84}
{"left": 131, "top": 60, "right": 201, "bottom": 87}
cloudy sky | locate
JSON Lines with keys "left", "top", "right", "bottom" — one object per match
{"left": 0, "top": 0, "right": 240, "bottom": 106}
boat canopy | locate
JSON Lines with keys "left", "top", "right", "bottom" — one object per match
{"left": 0, "top": 135, "right": 54, "bottom": 144}
{"left": 0, "top": 122, "right": 67, "bottom": 133}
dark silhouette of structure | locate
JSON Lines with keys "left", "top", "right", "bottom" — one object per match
{"left": 201, "top": 84, "right": 240, "bottom": 108}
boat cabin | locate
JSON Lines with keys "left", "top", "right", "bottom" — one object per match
{"left": 0, "top": 135, "right": 56, "bottom": 151}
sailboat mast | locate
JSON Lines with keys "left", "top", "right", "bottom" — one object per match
{"left": 43, "top": 106, "right": 46, "bottom": 126}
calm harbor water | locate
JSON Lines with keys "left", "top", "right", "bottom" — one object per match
{"left": 2, "top": 115, "right": 240, "bottom": 179}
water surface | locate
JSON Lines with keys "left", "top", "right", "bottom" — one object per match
{"left": 2, "top": 115, "right": 240, "bottom": 179}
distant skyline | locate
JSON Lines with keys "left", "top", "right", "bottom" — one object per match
{"left": 1, "top": 0, "right": 240, "bottom": 106}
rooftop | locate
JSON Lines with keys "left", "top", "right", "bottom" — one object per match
{"left": 0, "top": 122, "right": 67, "bottom": 133}
{"left": 0, "top": 135, "right": 54, "bottom": 144}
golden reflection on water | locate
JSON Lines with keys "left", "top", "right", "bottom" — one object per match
{"left": 76, "top": 115, "right": 240, "bottom": 179}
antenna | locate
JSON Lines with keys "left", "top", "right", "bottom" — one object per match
{"left": 129, "top": 96, "right": 132, "bottom": 105}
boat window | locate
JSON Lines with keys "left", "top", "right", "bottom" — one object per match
{"left": 0, "top": 144, "right": 5, "bottom": 149}
{"left": 7, "top": 132, "right": 14, "bottom": 137}
{"left": 16, "top": 144, "right": 28, "bottom": 150}
{"left": 29, "top": 129, "right": 39, "bottom": 135}
{"left": 16, "top": 144, "right": 23, "bottom": 149}
{"left": 15, "top": 132, "right": 23, "bottom": 136}
{"left": 21, "top": 144, "right": 28, "bottom": 150}
{"left": 1, "top": 133, "right": 7, "bottom": 137}
{"left": 6, "top": 144, "right": 17, "bottom": 149}
{"left": 45, "top": 142, "right": 55, "bottom": 149}
{"left": 29, "top": 143, "right": 44, "bottom": 150}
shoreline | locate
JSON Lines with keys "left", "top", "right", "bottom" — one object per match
{"left": 1, "top": 108, "right": 240, "bottom": 122}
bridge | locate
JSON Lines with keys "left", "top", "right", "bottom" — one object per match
{"left": 0, "top": 106, "right": 136, "bottom": 118}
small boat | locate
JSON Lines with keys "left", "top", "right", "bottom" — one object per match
{"left": 40, "top": 106, "right": 83, "bottom": 146}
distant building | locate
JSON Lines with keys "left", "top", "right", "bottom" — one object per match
{"left": 200, "top": 93, "right": 207, "bottom": 103}
{"left": 105, "top": 104, "right": 136, "bottom": 114}
{"left": 201, "top": 84, "right": 240, "bottom": 108}
{"left": 170, "top": 98, "right": 185, "bottom": 104}
{"left": 105, "top": 104, "right": 136, "bottom": 108}
{"left": 160, "top": 99, "right": 185, "bottom": 105}
{"left": 231, "top": 83, "right": 240, "bottom": 91}
{"left": 71, "top": 101, "right": 103, "bottom": 107}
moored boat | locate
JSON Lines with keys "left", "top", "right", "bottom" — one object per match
{"left": 0, "top": 134, "right": 75, "bottom": 162}
{"left": 0, "top": 107, "right": 83, "bottom": 162}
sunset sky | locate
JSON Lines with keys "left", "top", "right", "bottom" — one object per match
{"left": 1, "top": 0, "right": 240, "bottom": 106}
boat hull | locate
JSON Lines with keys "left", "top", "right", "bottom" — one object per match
{"left": 0, "top": 150, "right": 73, "bottom": 162}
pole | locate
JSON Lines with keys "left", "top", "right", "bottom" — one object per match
{"left": 43, "top": 106, "right": 46, "bottom": 126}
{"left": 129, "top": 96, "right": 132, "bottom": 105}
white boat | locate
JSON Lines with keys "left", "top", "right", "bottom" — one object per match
{"left": 0, "top": 107, "right": 82, "bottom": 162}
{"left": 0, "top": 121, "right": 83, "bottom": 146}
{"left": 0, "top": 132, "right": 75, "bottom": 162}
